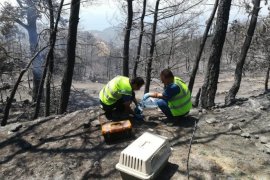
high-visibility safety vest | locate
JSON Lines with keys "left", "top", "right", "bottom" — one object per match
{"left": 99, "top": 76, "right": 132, "bottom": 105}
{"left": 168, "top": 77, "right": 192, "bottom": 116}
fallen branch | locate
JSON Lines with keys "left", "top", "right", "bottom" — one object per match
{"left": 186, "top": 120, "right": 198, "bottom": 180}
{"left": 1, "top": 46, "right": 49, "bottom": 126}
{"left": 193, "top": 88, "right": 201, "bottom": 107}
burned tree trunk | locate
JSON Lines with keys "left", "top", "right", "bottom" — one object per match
{"left": 225, "top": 0, "right": 261, "bottom": 106}
{"left": 45, "top": 0, "right": 65, "bottom": 116}
{"left": 132, "top": 0, "right": 147, "bottom": 78}
{"left": 265, "top": 57, "right": 270, "bottom": 92}
{"left": 33, "top": 0, "right": 64, "bottom": 119}
{"left": 45, "top": 0, "right": 56, "bottom": 117}
{"left": 188, "top": 0, "right": 219, "bottom": 93}
{"left": 144, "top": 0, "right": 160, "bottom": 93}
{"left": 193, "top": 88, "right": 201, "bottom": 107}
{"left": 14, "top": 0, "right": 44, "bottom": 101}
{"left": 26, "top": 11, "right": 43, "bottom": 102}
{"left": 59, "top": 0, "right": 81, "bottom": 114}
{"left": 200, "top": 0, "right": 232, "bottom": 108}
{"left": 123, "top": 0, "right": 133, "bottom": 77}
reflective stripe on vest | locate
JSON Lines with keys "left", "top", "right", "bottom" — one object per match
{"left": 103, "top": 82, "right": 121, "bottom": 100}
{"left": 99, "top": 76, "right": 132, "bottom": 105}
{"left": 170, "top": 88, "right": 188, "bottom": 101}
{"left": 170, "top": 96, "right": 192, "bottom": 109}
{"left": 168, "top": 77, "right": 192, "bottom": 116}
{"left": 102, "top": 87, "right": 119, "bottom": 102}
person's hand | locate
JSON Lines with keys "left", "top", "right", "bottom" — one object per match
{"left": 143, "top": 93, "right": 151, "bottom": 101}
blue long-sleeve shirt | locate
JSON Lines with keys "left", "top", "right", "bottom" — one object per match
{"left": 162, "top": 83, "right": 180, "bottom": 101}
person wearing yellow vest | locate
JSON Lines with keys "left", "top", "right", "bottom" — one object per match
{"left": 143, "top": 69, "right": 192, "bottom": 119}
{"left": 99, "top": 76, "right": 144, "bottom": 119}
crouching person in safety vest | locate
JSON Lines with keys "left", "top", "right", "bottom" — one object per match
{"left": 99, "top": 76, "right": 144, "bottom": 119}
{"left": 143, "top": 69, "right": 192, "bottom": 119}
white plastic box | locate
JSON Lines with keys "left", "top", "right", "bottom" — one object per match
{"left": 116, "top": 132, "right": 171, "bottom": 180}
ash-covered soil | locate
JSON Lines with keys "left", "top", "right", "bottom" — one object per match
{"left": 0, "top": 93, "right": 270, "bottom": 180}
{"left": 0, "top": 74, "right": 270, "bottom": 179}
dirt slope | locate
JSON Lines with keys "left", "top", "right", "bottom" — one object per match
{"left": 0, "top": 74, "right": 270, "bottom": 179}
{"left": 0, "top": 92, "right": 270, "bottom": 180}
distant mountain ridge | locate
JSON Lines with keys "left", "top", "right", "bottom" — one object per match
{"left": 89, "top": 27, "right": 122, "bottom": 45}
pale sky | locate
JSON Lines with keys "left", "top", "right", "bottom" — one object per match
{"left": 1, "top": 0, "right": 269, "bottom": 31}
{"left": 79, "top": 0, "right": 119, "bottom": 30}
{"left": 1, "top": 0, "right": 120, "bottom": 31}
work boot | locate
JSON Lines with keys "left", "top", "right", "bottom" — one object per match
{"left": 162, "top": 117, "right": 177, "bottom": 126}
{"left": 164, "top": 121, "right": 174, "bottom": 127}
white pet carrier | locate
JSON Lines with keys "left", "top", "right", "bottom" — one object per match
{"left": 116, "top": 132, "right": 171, "bottom": 180}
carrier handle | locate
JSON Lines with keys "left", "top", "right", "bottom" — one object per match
{"left": 110, "top": 122, "right": 123, "bottom": 126}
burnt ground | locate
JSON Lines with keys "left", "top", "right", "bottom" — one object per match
{"left": 0, "top": 74, "right": 270, "bottom": 179}
{"left": 0, "top": 93, "right": 270, "bottom": 180}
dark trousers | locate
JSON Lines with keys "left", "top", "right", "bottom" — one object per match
{"left": 100, "top": 92, "right": 135, "bottom": 119}
{"left": 100, "top": 99, "right": 125, "bottom": 117}
{"left": 156, "top": 99, "right": 173, "bottom": 119}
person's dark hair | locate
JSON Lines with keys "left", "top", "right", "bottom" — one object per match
{"left": 131, "top": 77, "right": 145, "bottom": 87}
{"left": 160, "top": 69, "right": 174, "bottom": 79}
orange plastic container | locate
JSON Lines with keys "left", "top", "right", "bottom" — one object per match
{"left": 101, "top": 120, "right": 132, "bottom": 142}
